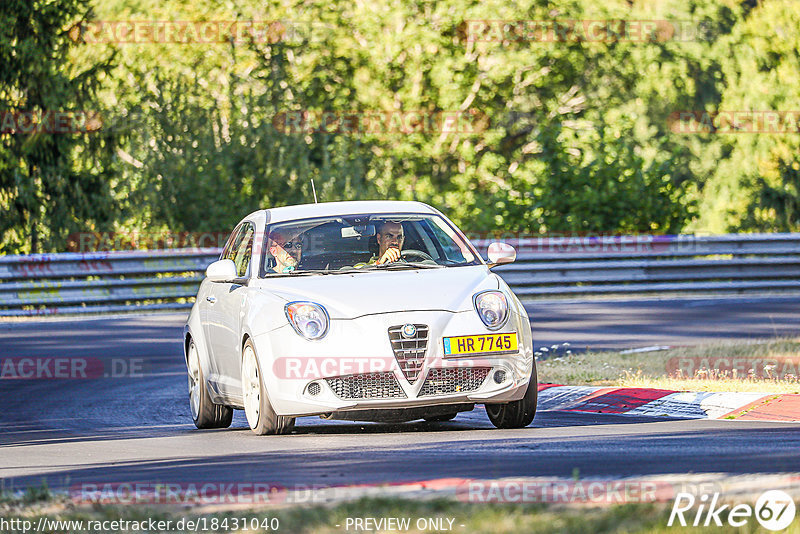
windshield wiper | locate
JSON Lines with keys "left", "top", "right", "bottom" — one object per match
{"left": 268, "top": 268, "right": 373, "bottom": 276}
{"left": 263, "top": 270, "right": 326, "bottom": 277}
{"left": 376, "top": 262, "right": 443, "bottom": 270}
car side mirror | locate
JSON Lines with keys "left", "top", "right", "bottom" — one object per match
{"left": 487, "top": 242, "right": 516, "bottom": 268}
{"left": 206, "top": 259, "right": 237, "bottom": 282}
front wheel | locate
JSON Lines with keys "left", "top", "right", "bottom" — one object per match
{"left": 241, "top": 339, "right": 295, "bottom": 435}
{"left": 187, "top": 339, "right": 233, "bottom": 429}
{"left": 486, "top": 371, "right": 538, "bottom": 429}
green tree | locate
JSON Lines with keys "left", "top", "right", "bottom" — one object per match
{"left": 0, "top": 0, "right": 117, "bottom": 253}
{"left": 698, "top": 0, "right": 800, "bottom": 232}
{"left": 8, "top": 0, "right": 794, "bottom": 253}
{"left": 98, "top": 0, "right": 379, "bottom": 236}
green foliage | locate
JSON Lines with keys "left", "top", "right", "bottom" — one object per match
{"left": 699, "top": 0, "right": 800, "bottom": 232}
{"left": 2, "top": 0, "right": 798, "bottom": 253}
{"left": 0, "top": 0, "right": 117, "bottom": 253}
{"left": 23, "top": 481, "right": 50, "bottom": 503}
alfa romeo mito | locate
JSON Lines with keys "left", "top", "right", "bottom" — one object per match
{"left": 184, "top": 200, "right": 536, "bottom": 434}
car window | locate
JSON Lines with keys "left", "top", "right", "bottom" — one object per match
{"left": 221, "top": 224, "right": 244, "bottom": 261}
{"left": 425, "top": 217, "right": 473, "bottom": 263}
{"left": 261, "top": 213, "right": 481, "bottom": 275}
{"left": 232, "top": 223, "right": 255, "bottom": 277}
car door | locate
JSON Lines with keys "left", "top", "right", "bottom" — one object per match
{"left": 201, "top": 223, "right": 241, "bottom": 382}
{"left": 197, "top": 225, "right": 238, "bottom": 372}
{"left": 205, "top": 222, "right": 255, "bottom": 393}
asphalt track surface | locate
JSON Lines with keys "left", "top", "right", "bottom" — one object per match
{"left": 1, "top": 296, "right": 799, "bottom": 493}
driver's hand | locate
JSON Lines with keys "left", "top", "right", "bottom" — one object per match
{"left": 273, "top": 246, "right": 297, "bottom": 268}
{"left": 377, "top": 247, "right": 401, "bottom": 265}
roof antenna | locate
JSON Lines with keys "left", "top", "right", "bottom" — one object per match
{"left": 310, "top": 178, "right": 318, "bottom": 203}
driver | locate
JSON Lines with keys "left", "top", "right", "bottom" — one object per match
{"left": 267, "top": 229, "right": 303, "bottom": 273}
{"left": 353, "top": 221, "right": 405, "bottom": 267}
{"left": 374, "top": 221, "right": 405, "bottom": 264}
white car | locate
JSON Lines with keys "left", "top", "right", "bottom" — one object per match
{"left": 184, "top": 200, "right": 536, "bottom": 434}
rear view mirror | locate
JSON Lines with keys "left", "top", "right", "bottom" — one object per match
{"left": 341, "top": 224, "right": 376, "bottom": 238}
{"left": 487, "top": 242, "right": 516, "bottom": 267}
{"left": 206, "top": 259, "right": 237, "bottom": 282}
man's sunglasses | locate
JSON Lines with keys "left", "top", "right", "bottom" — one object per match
{"left": 278, "top": 241, "right": 302, "bottom": 250}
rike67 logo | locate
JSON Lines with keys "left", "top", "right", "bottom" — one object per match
{"left": 669, "top": 490, "right": 796, "bottom": 531}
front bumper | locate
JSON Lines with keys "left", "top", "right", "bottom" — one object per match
{"left": 252, "top": 309, "right": 534, "bottom": 416}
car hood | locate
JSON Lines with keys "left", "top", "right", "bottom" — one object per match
{"left": 252, "top": 265, "right": 498, "bottom": 319}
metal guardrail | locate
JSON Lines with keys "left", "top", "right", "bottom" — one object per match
{"left": 0, "top": 250, "right": 219, "bottom": 316}
{"left": 1, "top": 233, "right": 799, "bottom": 316}
{"left": 478, "top": 233, "right": 800, "bottom": 297}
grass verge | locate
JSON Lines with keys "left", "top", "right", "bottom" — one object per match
{"left": 3, "top": 496, "right": 799, "bottom": 534}
{"left": 537, "top": 337, "right": 800, "bottom": 393}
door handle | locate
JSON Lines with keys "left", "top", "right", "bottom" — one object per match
{"left": 206, "top": 296, "right": 217, "bottom": 304}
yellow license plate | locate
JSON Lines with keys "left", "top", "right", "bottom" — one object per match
{"left": 443, "top": 333, "right": 518, "bottom": 356}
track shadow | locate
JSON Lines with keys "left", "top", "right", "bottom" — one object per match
{"left": 0, "top": 405, "right": 690, "bottom": 447}
{"left": 3, "top": 424, "right": 799, "bottom": 494}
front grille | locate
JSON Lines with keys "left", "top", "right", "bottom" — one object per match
{"left": 325, "top": 372, "right": 406, "bottom": 400}
{"left": 418, "top": 367, "right": 491, "bottom": 397}
{"left": 388, "top": 324, "right": 428, "bottom": 383}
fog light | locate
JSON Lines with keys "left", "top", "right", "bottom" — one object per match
{"left": 307, "top": 381, "right": 322, "bottom": 396}
{"left": 493, "top": 370, "right": 506, "bottom": 384}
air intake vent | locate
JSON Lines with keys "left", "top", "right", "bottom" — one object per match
{"left": 325, "top": 372, "right": 406, "bottom": 400}
{"left": 418, "top": 367, "right": 491, "bottom": 397}
{"left": 388, "top": 324, "right": 428, "bottom": 383}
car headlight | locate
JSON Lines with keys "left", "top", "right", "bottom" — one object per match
{"left": 473, "top": 291, "right": 509, "bottom": 330}
{"left": 285, "top": 301, "right": 329, "bottom": 340}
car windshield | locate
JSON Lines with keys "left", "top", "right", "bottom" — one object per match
{"left": 261, "top": 213, "right": 481, "bottom": 276}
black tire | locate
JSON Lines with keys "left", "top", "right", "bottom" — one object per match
{"left": 187, "top": 339, "right": 233, "bottom": 429}
{"left": 486, "top": 368, "right": 538, "bottom": 429}
{"left": 242, "top": 339, "right": 295, "bottom": 435}
{"left": 424, "top": 412, "right": 458, "bottom": 422}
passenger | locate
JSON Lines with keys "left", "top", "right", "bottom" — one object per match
{"left": 267, "top": 229, "right": 303, "bottom": 273}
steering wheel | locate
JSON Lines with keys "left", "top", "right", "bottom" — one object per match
{"left": 400, "top": 249, "right": 434, "bottom": 262}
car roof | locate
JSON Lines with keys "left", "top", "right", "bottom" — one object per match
{"left": 246, "top": 200, "right": 439, "bottom": 226}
